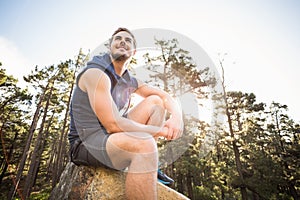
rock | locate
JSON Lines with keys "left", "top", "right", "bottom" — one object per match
{"left": 157, "top": 182, "right": 190, "bottom": 200}
{"left": 50, "top": 162, "right": 189, "bottom": 200}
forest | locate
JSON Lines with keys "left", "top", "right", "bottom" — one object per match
{"left": 0, "top": 38, "right": 299, "bottom": 200}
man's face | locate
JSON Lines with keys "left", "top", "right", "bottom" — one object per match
{"left": 110, "top": 31, "right": 135, "bottom": 61}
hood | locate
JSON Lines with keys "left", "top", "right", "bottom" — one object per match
{"left": 87, "top": 53, "right": 112, "bottom": 69}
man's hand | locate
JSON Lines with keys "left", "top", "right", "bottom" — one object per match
{"left": 163, "top": 116, "right": 183, "bottom": 140}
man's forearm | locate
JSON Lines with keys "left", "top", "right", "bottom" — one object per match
{"left": 163, "top": 95, "right": 182, "bottom": 119}
{"left": 106, "top": 116, "right": 162, "bottom": 137}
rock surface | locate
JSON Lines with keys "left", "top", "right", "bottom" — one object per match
{"left": 50, "top": 162, "right": 189, "bottom": 200}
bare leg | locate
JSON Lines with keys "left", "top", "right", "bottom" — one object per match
{"left": 107, "top": 132, "right": 158, "bottom": 200}
{"left": 106, "top": 95, "right": 166, "bottom": 200}
{"left": 128, "top": 95, "right": 166, "bottom": 130}
{"left": 126, "top": 147, "right": 157, "bottom": 200}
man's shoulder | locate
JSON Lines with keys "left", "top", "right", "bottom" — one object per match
{"left": 87, "top": 53, "right": 111, "bottom": 70}
{"left": 82, "top": 68, "right": 109, "bottom": 81}
{"left": 79, "top": 68, "right": 111, "bottom": 92}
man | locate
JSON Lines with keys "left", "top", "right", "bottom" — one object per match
{"left": 69, "top": 27, "right": 183, "bottom": 199}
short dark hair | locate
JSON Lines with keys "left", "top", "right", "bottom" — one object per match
{"left": 109, "top": 27, "right": 137, "bottom": 48}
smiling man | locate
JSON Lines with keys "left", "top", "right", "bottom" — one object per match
{"left": 68, "top": 27, "right": 183, "bottom": 200}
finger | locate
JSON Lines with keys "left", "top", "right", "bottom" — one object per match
{"left": 159, "top": 126, "right": 166, "bottom": 138}
{"left": 163, "top": 127, "right": 169, "bottom": 138}
{"left": 170, "top": 128, "right": 176, "bottom": 140}
{"left": 167, "top": 127, "right": 173, "bottom": 140}
{"left": 173, "top": 129, "right": 180, "bottom": 140}
{"left": 178, "top": 128, "right": 183, "bottom": 138}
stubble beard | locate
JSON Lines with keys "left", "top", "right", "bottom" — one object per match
{"left": 111, "top": 52, "right": 130, "bottom": 62}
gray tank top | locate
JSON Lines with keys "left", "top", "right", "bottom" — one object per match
{"left": 68, "top": 54, "right": 138, "bottom": 145}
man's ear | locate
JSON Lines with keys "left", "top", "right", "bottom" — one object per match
{"left": 132, "top": 49, "right": 136, "bottom": 56}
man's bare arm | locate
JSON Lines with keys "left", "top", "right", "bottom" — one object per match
{"left": 79, "top": 68, "right": 167, "bottom": 137}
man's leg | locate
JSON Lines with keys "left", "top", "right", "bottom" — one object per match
{"left": 106, "top": 132, "right": 158, "bottom": 200}
{"left": 127, "top": 95, "right": 165, "bottom": 128}
{"left": 128, "top": 95, "right": 174, "bottom": 185}
{"left": 105, "top": 95, "right": 166, "bottom": 199}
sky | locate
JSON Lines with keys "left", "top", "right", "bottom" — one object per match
{"left": 0, "top": 0, "right": 300, "bottom": 122}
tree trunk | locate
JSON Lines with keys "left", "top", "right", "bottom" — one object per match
{"left": 23, "top": 86, "right": 53, "bottom": 199}
{"left": 252, "top": 191, "right": 260, "bottom": 200}
{"left": 0, "top": 128, "right": 19, "bottom": 185}
{"left": 186, "top": 171, "right": 194, "bottom": 200}
{"left": 220, "top": 61, "right": 248, "bottom": 200}
{"left": 227, "top": 107, "right": 248, "bottom": 200}
{"left": 273, "top": 107, "right": 299, "bottom": 200}
{"left": 52, "top": 81, "right": 74, "bottom": 187}
{"left": 46, "top": 136, "right": 58, "bottom": 182}
{"left": 288, "top": 183, "right": 299, "bottom": 200}
{"left": 8, "top": 92, "right": 46, "bottom": 200}
{"left": 45, "top": 114, "right": 58, "bottom": 183}
{"left": 176, "top": 172, "right": 184, "bottom": 194}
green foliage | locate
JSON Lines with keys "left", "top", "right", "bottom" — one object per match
{"left": 193, "top": 186, "right": 218, "bottom": 200}
{"left": 0, "top": 49, "right": 88, "bottom": 199}
{"left": 29, "top": 186, "right": 51, "bottom": 200}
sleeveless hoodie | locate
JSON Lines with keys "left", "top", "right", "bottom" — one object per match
{"left": 68, "top": 53, "right": 138, "bottom": 145}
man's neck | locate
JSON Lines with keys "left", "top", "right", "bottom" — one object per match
{"left": 110, "top": 56, "right": 129, "bottom": 76}
{"left": 111, "top": 60, "right": 126, "bottom": 76}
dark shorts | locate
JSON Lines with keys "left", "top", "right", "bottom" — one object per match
{"left": 70, "top": 112, "right": 129, "bottom": 169}
{"left": 70, "top": 128, "right": 114, "bottom": 169}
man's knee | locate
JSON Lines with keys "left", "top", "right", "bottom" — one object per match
{"left": 108, "top": 133, "right": 157, "bottom": 155}
{"left": 128, "top": 135, "right": 158, "bottom": 173}
{"left": 145, "top": 95, "right": 164, "bottom": 107}
{"left": 106, "top": 133, "right": 158, "bottom": 170}
{"left": 130, "top": 134, "right": 158, "bottom": 154}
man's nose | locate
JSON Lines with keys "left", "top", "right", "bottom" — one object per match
{"left": 120, "top": 38, "right": 126, "bottom": 46}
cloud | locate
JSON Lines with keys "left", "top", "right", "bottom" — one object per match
{"left": 0, "top": 36, "right": 33, "bottom": 82}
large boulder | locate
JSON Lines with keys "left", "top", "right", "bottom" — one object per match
{"left": 50, "top": 162, "right": 189, "bottom": 200}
